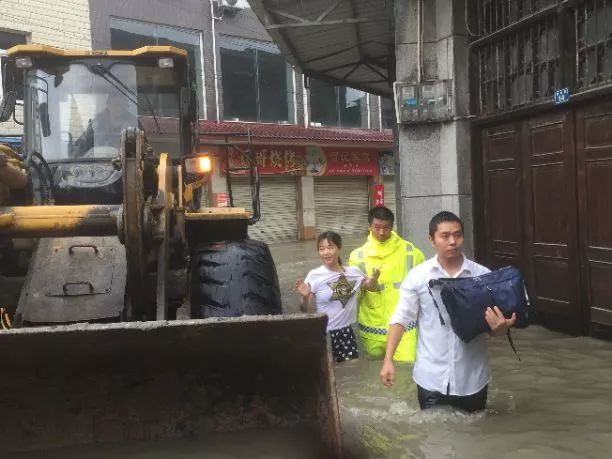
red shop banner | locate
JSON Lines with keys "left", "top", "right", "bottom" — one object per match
{"left": 220, "top": 145, "right": 380, "bottom": 176}
{"left": 373, "top": 184, "right": 385, "bottom": 207}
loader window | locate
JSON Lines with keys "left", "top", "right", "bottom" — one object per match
{"left": 26, "top": 60, "right": 182, "bottom": 162}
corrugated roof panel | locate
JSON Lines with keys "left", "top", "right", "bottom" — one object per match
{"left": 249, "top": 0, "right": 394, "bottom": 96}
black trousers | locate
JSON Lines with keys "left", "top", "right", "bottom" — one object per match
{"left": 417, "top": 384, "right": 488, "bottom": 413}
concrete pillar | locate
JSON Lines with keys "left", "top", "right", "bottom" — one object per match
{"left": 297, "top": 176, "right": 316, "bottom": 240}
{"left": 394, "top": 0, "right": 473, "bottom": 256}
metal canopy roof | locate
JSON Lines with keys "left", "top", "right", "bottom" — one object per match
{"left": 247, "top": 0, "right": 395, "bottom": 96}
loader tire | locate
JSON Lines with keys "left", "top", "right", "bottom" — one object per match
{"left": 191, "top": 239, "right": 282, "bottom": 318}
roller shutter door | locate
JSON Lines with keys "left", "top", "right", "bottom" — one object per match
{"left": 231, "top": 177, "right": 298, "bottom": 244}
{"left": 384, "top": 176, "right": 397, "bottom": 222}
{"left": 314, "top": 177, "right": 369, "bottom": 237}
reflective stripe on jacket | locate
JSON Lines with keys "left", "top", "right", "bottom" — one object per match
{"left": 349, "top": 231, "right": 425, "bottom": 341}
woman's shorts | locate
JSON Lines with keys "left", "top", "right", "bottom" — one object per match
{"left": 329, "top": 325, "right": 359, "bottom": 363}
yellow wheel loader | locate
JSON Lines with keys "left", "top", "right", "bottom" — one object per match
{"left": 0, "top": 45, "right": 341, "bottom": 457}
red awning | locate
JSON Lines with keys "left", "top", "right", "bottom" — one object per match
{"left": 199, "top": 120, "right": 392, "bottom": 145}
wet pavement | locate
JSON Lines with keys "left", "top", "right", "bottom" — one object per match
{"left": 271, "top": 239, "right": 612, "bottom": 459}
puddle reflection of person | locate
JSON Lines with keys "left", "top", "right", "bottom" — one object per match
{"left": 295, "top": 231, "right": 380, "bottom": 363}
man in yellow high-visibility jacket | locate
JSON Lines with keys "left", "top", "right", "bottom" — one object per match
{"left": 349, "top": 206, "right": 425, "bottom": 362}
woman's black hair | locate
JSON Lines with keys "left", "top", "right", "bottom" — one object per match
{"left": 317, "top": 231, "right": 343, "bottom": 265}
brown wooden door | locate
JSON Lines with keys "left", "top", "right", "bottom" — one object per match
{"left": 576, "top": 103, "right": 612, "bottom": 329}
{"left": 522, "top": 111, "right": 582, "bottom": 333}
{"left": 482, "top": 124, "right": 525, "bottom": 271}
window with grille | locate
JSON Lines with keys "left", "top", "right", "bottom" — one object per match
{"left": 473, "top": 1, "right": 612, "bottom": 117}
{"left": 477, "top": 17, "right": 560, "bottom": 115}
{"left": 474, "top": 0, "right": 564, "bottom": 116}
{"left": 477, "top": 0, "right": 560, "bottom": 35}
{"left": 575, "top": 1, "right": 612, "bottom": 91}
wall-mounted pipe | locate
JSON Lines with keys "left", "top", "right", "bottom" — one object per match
{"left": 417, "top": 0, "right": 422, "bottom": 83}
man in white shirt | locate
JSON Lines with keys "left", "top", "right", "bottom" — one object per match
{"left": 379, "top": 211, "right": 516, "bottom": 412}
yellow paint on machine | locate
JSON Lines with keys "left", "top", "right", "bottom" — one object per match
{"left": 0, "top": 213, "right": 14, "bottom": 229}
{"left": 7, "top": 44, "right": 188, "bottom": 58}
{"left": 185, "top": 207, "right": 250, "bottom": 221}
{"left": 0, "top": 205, "right": 118, "bottom": 236}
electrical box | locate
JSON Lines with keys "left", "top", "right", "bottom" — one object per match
{"left": 393, "top": 79, "right": 454, "bottom": 124}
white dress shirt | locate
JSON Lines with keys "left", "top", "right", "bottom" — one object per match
{"left": 390, "top": 255, "right": 491, "bottom": 396}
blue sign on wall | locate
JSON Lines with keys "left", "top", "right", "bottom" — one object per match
{"left": 554, "top": 88, "right": 570, "bottom": 105}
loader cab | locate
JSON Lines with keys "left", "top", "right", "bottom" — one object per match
{"left": 2, "top": 45, "right": 197, "bottom": 205}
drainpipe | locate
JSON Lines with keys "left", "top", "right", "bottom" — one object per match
{"left": 210, "top": 0, "right": 221, "bottom": 122}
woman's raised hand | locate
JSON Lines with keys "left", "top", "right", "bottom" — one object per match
{"left": 295, "top": 279, "right": 311, "bottom": 298}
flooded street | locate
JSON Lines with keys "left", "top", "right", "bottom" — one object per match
{"left": 334, "top": 327, "right": 612, "bottom": 459}
{"left": 11, "top": 240, "right": 612, "bottom": 459}
{"left": 271, "top": 239, "right": 612, "bottom": 459}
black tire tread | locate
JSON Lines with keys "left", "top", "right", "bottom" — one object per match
{"left": 191, "top": 239, "right": 282, "bottom": 318}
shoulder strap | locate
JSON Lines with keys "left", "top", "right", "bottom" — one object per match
{"left": 426, "top": 282, "right": 446, "bottom": 326}
{"left": 507, "top": 329, "right": 521, "bottom": 361}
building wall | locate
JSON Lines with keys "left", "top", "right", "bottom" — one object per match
{"left": 1, "top": 0, "right": 91, "bottom": 48}
{"left": 394, "top": 0, "right": 473, "bottom": 256}
{"left": 0, "top": 0, "right": 92, "bottom": 135}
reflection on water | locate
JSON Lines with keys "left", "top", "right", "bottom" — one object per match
{"left": 336, "top": 326, "right": 612, "bottom": 459}
{"left": 14, "top": 429, "right": 320, "bottom": 459}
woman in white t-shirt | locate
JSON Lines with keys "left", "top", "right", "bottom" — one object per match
{"left": 296, "top": 231, "right": 380, "bottom": 362}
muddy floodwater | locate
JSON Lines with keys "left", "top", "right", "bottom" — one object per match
{"left": 13, "top": 239, "right": 612, "bottom": 458}
{"left": 272, "top": 239, "right": 612, "bottom": 458}
{"left": 336, "top": 326, "right": 612, "bottom": 458}
{"left": 14, "top": 429, "right": 320, "bottom": 459}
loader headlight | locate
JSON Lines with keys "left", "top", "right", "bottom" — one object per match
{"left": 15, "top": 57, "right": 33, "bottom": 68}
{"left": 185, "top": 154, "right": 212, "bottom": 174}
{"left": 158, "top": 57, "right": 174, "bottom": 68}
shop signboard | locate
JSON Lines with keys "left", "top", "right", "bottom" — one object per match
{"left": 220, "top": 145, "right": 380, "bottom": 176}
{"left": 373, "top": 184, "right": 385, "bottom": 206}
{"left": 379, "top": 151, "right": 394, "bottom": 176}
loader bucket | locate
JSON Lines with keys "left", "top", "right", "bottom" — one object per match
{"left": 0, "top": 314, "right": 342, "bottom": 458}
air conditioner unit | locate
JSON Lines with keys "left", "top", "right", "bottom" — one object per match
{"left": 211, "top": 0, "right": 223, "bottom": 20}
{"left": 211, "top": 0, "right": 243, "bottom": 20}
